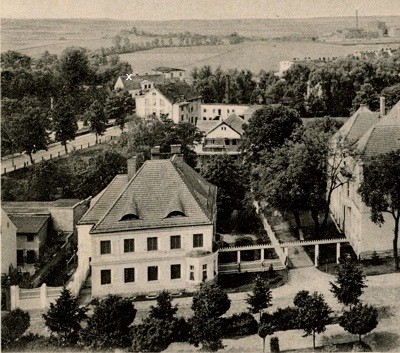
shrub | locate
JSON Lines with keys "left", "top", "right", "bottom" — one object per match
{"left": 80, "top": 295, "right": 136, "bottom": 349}
{"left": 1, "top": 308, "right": 30, "bottom": 348}
{"left": 131, "top": 317, "right": 173, "bottom": 352}
{"left": 171, "top": 317, "right": 191, "bottom": 342}
{"left": 222, "top": 312, "right": 258, "bottom": 338}
{"left": 270, "top": 306, "right": 300, "bottom": 331}
{"left": 270, "top": 336, "right": 280, "bottom": 353}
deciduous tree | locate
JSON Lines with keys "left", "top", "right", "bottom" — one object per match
{"left": 52, "top": 100, "right": 78, "bottom": 153}
{"left": 246, "top": 275, "right": 272, "bottom": 321}
{"left": 84, "top": 100, "right": 108, "bottom": 143}
{"left": 340, "top": 303, "right": 378, "bottom": 342}
{"left": 358, "top": 149, "right": 400, "bottom": 270}
{"left": 294, "top": 290, "right": 332, "bottom": 349}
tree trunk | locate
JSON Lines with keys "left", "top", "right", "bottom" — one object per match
{"left": 311, "top": 209, "right": 320, "bottom": 237}
{"left": 394, "top": 214, "right": 399, "bottom": 271}
{"left": 313, "top": 331, "right": 316, "bottom": 350}
{"left": 359, "top": 334, "right": 362, "bottom": 343}
{"left": 95, "top": 133, "right": 98, "bottom": 144}
{"left": 293, "top": 210, "right": 302, "bottom": 230}
{"left": 28, "top": 152, "right": 34, "bottom": 164}
{"left": 263, "top": 337, "right": 265, "bottom": 353}
{"left": 64, "top": 142, "right": 68, "bottom": 154}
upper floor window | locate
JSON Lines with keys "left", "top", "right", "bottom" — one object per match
{"left": 203, "top": 108, "right": 207, "bottom": 113}
{"left": 27, "top": 234, "right": 34, "bottom": 242}
{"left": 170, "top": 235, "right": 181, "bottom": 249}
{"left": 193, "top": 234, "right": 203, "bottom": 248}
{"left": 124, "top": 239, "right": 135, "bottom": 253}
{"left": 147, "top": 237, "right": 158, "bottom": 251}
{"left": 100, "top": 240, "right": 111, "bottom": 255}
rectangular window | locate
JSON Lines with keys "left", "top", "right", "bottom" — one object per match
{"left": 100, "top": 240, "right": 111, "bottom": 255}
{"left": 26, "top": 250, "right": 35, "bottom": 264}
{"left": 232, "top": 139, "right": 237, "bottom": 145}
{"left": 27, "top": 234, "right": 34, "bottom": 242}
{"left": 101, "top": 269, "right": 111, "bottom": 285}
{"left": 124, "top": 268, "right": 135, "bottom": 283}
{"left": 148, "top": 266, "right": 158, "bottom": 281}
{"left": 170, "top": 235, "right": 181, "bottom": 249}
{"left": 124, "top": 239, "right": 135, "bottom": 253}
{"left": 227, "top": 109, "right": 230, "bottom": 113}
{"left": 202, "top": 264, "right": 207, "bottom": 281}
{"left": 189, "top": 265, "right": 195, "bottom": 281}
{"left": 171, "top": 264, "right": 181, "bottom": 279}
{"left": 17, "top": 250, "right": 24, "bottom": 264}
{"left": 193, "top": 234, "right": 203, "bottom": 248}
{"left": 203, "top": 108, "right": 207, "bottom": 113}
{"left": 147, "top": 237, "right": 158, "bottom": 251}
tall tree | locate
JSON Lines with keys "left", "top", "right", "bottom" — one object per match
{"left": 104, "top": 91, "right": 135, "bottom": 131}
{"left": 241, "top": 104, "right": 302, "bottom": 165}
{"left": 52, "top": 100, "right": 78, "bottom": 153}
{"left": 330, "top": 257, "right": 367, "bottom": 308}
{"left": 84, "top": 100, "right": 108, "bottom": 143}
{"left": 246, "top": 275, "right": 272, "bottom": 321}
{"left": 59, "top": 47, "right": 91, "bottom": 89}
{"left": 358, "top": 149, "right": 400, "bottom": 270}
{"left": 43, "top": 288, "right": 87, "bottom": 345}
{"left": 294, "top": 291, "right": 332, "bottom": 349}
{"left": 340, "top": 303, "right": 378, "bottom": 343}
{"left": 189, "top": 284, "right": 231, "bottom": 351}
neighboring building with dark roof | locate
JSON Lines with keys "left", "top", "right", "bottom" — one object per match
{"left": 77, "top": 148, "right": 218, "bottom": 297}
{"left": 330, "top": 98, "right": 400, "bottom": 259}
{"left": 114, "top": 74, "right": 165, "bottom": 97}
{"left": 135, "top": 82, "right": 201, "bottom": 124}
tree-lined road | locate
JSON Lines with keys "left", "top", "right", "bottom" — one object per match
{"left": 1, "top": 126, "right": 121, "bottom": 175}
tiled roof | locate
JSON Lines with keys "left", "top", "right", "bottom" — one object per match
{"left": 88, "top": 156, "right": 216, "bottom": 233}
{"left": 196, "top": 119, "right": 220, "bottom": 133}
{"left": 2, "top": 199, "right": 81, "bottom": 211}
{"left": 224, "top": 113, "right": 245, "bottom": 135}
{"left": 117, "top": 75, "right": 165, "bottom": 91}
{"left": 356, "top": 101, "right": 400, "bottom": 159}
{"left": 156, "top": 82, "right": 200, "bottom": 103}
{"left": 79, "top": 175, "right": 129, "bottom": 224}
{"left": 153, "top": 67, "right": 185, "bottom": 73}
{"left": 335, "top": 105, "right": 380, "bottom": 143}
{"left": 8, "top": 214, "right": 50, "bottom": 234}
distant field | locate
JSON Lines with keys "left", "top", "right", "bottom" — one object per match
{"left": 119, "top": 40, "right": 400, "bottom": 74}
{"left": 2, "top": 16, "right": 400, "bottom": 58}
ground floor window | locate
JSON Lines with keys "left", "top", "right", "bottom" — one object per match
{"left": 17, "top": 250, "right": 24, "bottom": 264}
{"left": 189, "top": 265, "right": 195, "bottom": 281}
{"left": 202, "top": 264, "right": 207, "bottom": 281}
{"left": 124, "top": 268, "right": 135, "bottom": 283}
{"left": 148, "top": 266, "right": 158, "bottom": 281}
{"left": 171, "top": 264, "right": 181, "bottom": 279}
{"left": 101, "top": 269, "right": 111, "bottom": 285}
{"left": 26, "top": 250, "right": 35, "bottom": 264}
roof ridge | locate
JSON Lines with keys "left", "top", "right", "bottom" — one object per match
{"left": 91, "top": 161, "right": 148, "bottom": 231}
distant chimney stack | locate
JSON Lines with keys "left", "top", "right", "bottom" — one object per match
{"left": 127, "top": 156, "right": 138, "bottom": 180}
{"left": 170, "top": 144, "right": 181, "bottom": 155}
{"left": 151, "top": 146, "right": 161, "bottom": 159}
{"left": 380, "top": 96, "right": 386, "bottom": 117}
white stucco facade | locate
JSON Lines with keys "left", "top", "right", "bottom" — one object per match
{"left": 1, "top": 210, "right": 17, "bottom": 274}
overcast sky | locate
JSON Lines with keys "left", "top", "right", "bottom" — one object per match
{"left": 2, "top": 0, "right": 400, "bottom": 20}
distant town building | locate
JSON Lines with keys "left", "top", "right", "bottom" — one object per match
{"left": 152, "top": 67, "right": 186, "bottom": 81}
{"left": 135, "top": 82, "right": 201, "bottom": 124}
{"left": 114, "top": 74, "right": 165, "bottom": 97}
{"left": 77, "top": 148, "right": 218, "bottom": 297}
{"left": 330, "top": 99, "right": 400, "bottom": 259}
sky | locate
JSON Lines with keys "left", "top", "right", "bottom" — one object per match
{"left": 2, "top": 0, "right": 400, "bottom": 21}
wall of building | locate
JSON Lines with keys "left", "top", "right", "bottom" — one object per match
{"left": 1, "top": 211, "right": 17, "bottom": 274}
{"left": 135, "top": 88, "right": 173, "bottom": 119}
{"left": 201, "top": 104, "right": 249, "bottom": 121}
{"left": 206, "top": 124, "right": 241, "bottom": 140}
{"left": 89, "top": 224, "right": 215, "bottom": 296}
{"left": 172, "top": 99, "right": 201, "bottom": 124}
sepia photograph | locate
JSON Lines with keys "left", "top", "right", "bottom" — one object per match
{"left": 1, "top": 0, "right": 400, "bottom": 352}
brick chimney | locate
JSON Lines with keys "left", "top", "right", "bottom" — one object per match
{"left": 127, "top": 156, "right": 138, "bottom": 180}
{"left": 151, "top": 146, "right": 161, "bottom": 159}
{"left": 380, "top": 96, "right": 386, "bottom": 117}
{"left": 170, "top": 144, "right": 181, "bottom": 155}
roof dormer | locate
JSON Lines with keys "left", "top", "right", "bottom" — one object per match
{"left": 164, "top": 194, "right": 186, "bottom": 218}
{"left": 119, "top": 195, "right": 140, "bottom": 221}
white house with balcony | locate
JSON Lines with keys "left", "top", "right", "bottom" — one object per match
{"left": 330, "top": 100, "right": 400, "bottom": 259}
{"left": 76, "top": 148, "right": 218, "bottom": 297}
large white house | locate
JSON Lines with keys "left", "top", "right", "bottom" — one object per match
{"left": 330, "top": 100, "right": 400, "bottom": 259}
{"left": 77, "top": 149, "right": 218, "bottom": 297}
{"left": 135, "top": 82, "right": 201, "bottom": 124}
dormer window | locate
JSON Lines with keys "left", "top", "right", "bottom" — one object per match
{"left": 166, "top": 210, "right": 186, "bottom": 218}
{"left": 120, "top": 214, "right": 140, "bottom": 221}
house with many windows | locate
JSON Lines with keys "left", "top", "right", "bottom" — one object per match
{"left": 114, "top": 74, "right": 165, "bottom": 98}
{"left": 76, "top": 147, "right": 218, "bottom": 297}
{"left": 330, "top": 99, "right": 400, "bottom": 259}
{"left": 152, "top": 67, "right": 186, "bottom": 81}
{"left": 135, "top": 82, "right": 201, "bottom": 124}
